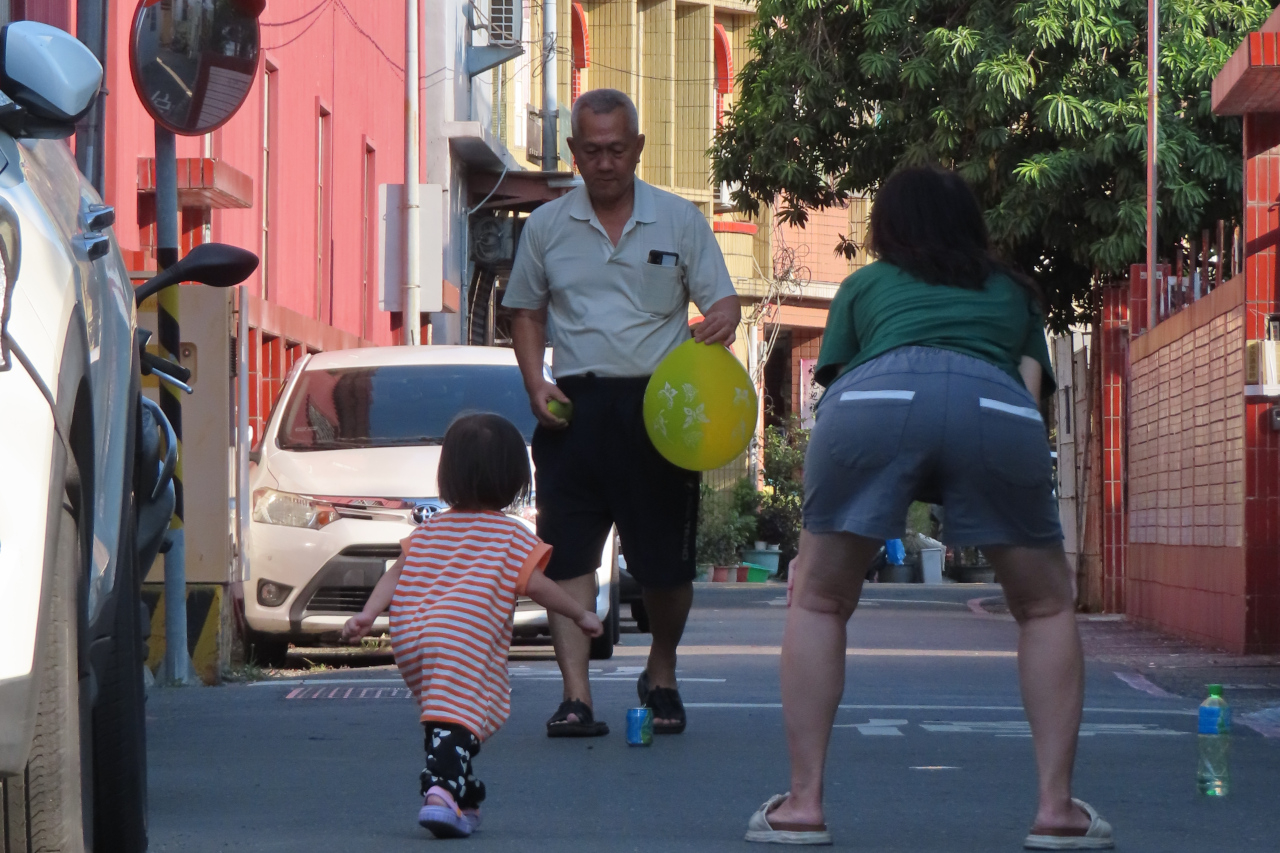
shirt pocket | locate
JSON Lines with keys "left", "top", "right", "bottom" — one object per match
{"left": 637, "top": 262, "right": 686, "bottom": 316}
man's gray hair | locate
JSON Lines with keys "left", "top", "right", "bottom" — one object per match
{"left": 570, "top": 89, "right": 640, "bottom": 138}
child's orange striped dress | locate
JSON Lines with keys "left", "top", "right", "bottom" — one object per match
{"left": 388, "top": 510, "right": 551, "bottom": 740}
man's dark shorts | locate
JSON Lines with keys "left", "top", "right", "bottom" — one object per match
{"left": 532, "top": 374, "right": 700, "bottom": 588}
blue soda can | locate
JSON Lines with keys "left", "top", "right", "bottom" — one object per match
{"left": 626, "top": 707, "right": 653, "bottom": 746}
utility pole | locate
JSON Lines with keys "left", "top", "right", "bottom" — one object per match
{"left": 1146, "top": 0, "right": 1159, "bottom": 331}
{"left": 154, "top": 126, "right": 190, "bottom": 685}
{"left": 403, "top": 0, "right": 422, "bottom": 345}
{"left": 541, "top": 0, "right": 558, "bottom": 172}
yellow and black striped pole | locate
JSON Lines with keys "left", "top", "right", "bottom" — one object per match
{"left": 155, "top": 126, "right": 190, "bottom": 684}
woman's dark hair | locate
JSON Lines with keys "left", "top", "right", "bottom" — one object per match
{"left": 437, "top": 413, "right": 531, "bottom": 511}
{"left": 868, "top": 166, "right": 1041, "bottom": 303}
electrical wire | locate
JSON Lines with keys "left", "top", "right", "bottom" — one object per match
{"left": 467, "top": 161, "right": 512, "bottom": 215}
{"left": 260, "top": 0, "right": 330, "bottom": 27}
{"left": 334, "top": 0, "right": 406, "bottom": 74}
{"left": 262, "top": 1, "right": 331, "bottom": 50}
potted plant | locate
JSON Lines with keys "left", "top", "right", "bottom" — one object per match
{"left": 696, "top": 481, "right": 757, "bottom": 580}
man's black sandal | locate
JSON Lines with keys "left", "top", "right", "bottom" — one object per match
{"left": 637, "top": 670, "right": 687, "bottom": 734}
{"left": 546, "top": 699, "right": 609, "bottom": 738}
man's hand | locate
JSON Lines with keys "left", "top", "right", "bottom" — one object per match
{"left": 691, "top": 295, "right": 741, "bottom": 345}
{"left": 342, "top": 612, "right": 375, "bottom": 642}
{"left": 528, "top": 379, "right": 573, "bottom": 429}
{"left": 576, "top": 611, "right": 605, "bottom": 637}
{"left": 786, "top": 558, "right": 798, "bottom": 607}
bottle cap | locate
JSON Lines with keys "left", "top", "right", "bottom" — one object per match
{"left": 1207, "top": 684, "right": 1224, "bottom": 697}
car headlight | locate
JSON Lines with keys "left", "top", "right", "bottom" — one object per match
{"left": 257, "top": 580, "right": 293, "bottom": 607}
{"left": 251, "top": 488, "right": 339, "bottom": 529}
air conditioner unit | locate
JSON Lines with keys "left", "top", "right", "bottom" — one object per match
{"left": 470, "top": 215, "right": 523, "bottom": 268}
{"left": 488, "top": 0, "right": 521, "bottom": 48}
{"left": 715, "top": 181, "right": 741, "bottom": 212}
{"left": 465, "top": 0, "right": 524, "bottom": 77}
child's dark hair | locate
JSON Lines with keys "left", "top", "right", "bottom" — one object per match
{"left": 437, "top": 413, "right": 531, "bottom": 511}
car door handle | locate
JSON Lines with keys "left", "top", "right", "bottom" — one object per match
{"left": 76, "top": 231, "right": 110, "bottom": 262}
{"left": 81, "top": 202, "right": 114, "bottom": 232}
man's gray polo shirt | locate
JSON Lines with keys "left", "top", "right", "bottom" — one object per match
{"left": 502, "top": 179, "right": 738, "bottom": 378}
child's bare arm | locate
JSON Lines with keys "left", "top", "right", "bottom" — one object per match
{"left": 525, "top": 571, "right": 603, "bottom": 637}
{"left": 342, "top": 553, "right": 405, "bottom": 641}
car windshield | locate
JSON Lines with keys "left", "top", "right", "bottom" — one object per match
{"left": 277, "top": 363, "right": 535, "bottom": 450}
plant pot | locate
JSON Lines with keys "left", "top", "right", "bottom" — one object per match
{"left": 712, "top": 565, "right": 733, "bottom": 582}
{"left": 741, "top": 549, "right": 781, "bottom": 576}
{"left": 735, "top": 565, "right": 750, "bottom": 582}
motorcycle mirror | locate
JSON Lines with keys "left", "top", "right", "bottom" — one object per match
{"left": 135, "top": 243, "right": 259, "bottom": 305}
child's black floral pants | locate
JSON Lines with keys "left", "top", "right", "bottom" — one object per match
{"left": 421, "top": 722, "right": 485, "bottom": 808}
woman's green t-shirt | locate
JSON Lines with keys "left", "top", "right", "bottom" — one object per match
{"left": 814, "top": 261, "right": 1056, "bottom": 396}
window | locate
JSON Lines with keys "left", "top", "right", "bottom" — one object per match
{"left": 361, "top": 142, "right": 376, "bottom": 340}
{"left": 260, "top": 63, "right": 277, "bottom": 299}
{"left": 315, "top": 103, "right": 332, "bottom": 322}
{"left": 714, "top": 23, "right": 733, "bottom": 128}
{"left": 277, "top": 364, "right": 537, "bottom": 450}
{"left": 571, "top": 2, "right": 590, "bottom": 103}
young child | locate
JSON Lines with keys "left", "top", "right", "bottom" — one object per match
{"left": 342, "top": 413, "right": 603, "bottom": 839}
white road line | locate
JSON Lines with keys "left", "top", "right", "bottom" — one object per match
{"left": 920, "top": 721, "right": 1186, "bottom": 736}
{"left": 1114, "top": 671, "right": 1180, "bottom": 698}
{"left": 614, "top": 646, "right": 1017, "bottom": 657}
{"left": 683, "top": 703, "right": 1196, "bottom": 716}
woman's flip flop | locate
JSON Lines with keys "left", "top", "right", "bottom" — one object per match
{"left": 744, "top": 793, "right": 832, "bottom": 845}
{"left": 546, "top": 698, "right": 609, "bottom": 737}
{"left": 1023, "top": 799, "right": 1114, "bottom": 850}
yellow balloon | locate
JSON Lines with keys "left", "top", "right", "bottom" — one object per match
{"left": 644, "top": 339, "right": 759, "bottom": 471}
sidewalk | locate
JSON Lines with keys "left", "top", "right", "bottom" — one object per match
{"left": 972, "top": 594, "right": 1280, "bottom": 736}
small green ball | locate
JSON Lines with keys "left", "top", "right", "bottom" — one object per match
{"left": 547, "top": 398, "right": 573, "bottom": 422}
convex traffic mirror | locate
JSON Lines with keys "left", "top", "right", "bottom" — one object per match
{"left": 129, "top": 0, "right": 259, "bottom": 135}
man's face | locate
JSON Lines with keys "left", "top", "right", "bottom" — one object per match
{"left": 567, "top": 107, "right": 645, "bottom": 206}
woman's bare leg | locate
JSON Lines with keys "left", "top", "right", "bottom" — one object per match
{"left": 985, "top": 544, "right": 1092, "bottom": 834}
{"left": 764, "top": 530, "right": 882, "bottom": 827}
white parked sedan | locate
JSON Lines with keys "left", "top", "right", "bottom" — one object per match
{"left": 242, "top": 344, "right": 620, "bottom": 665}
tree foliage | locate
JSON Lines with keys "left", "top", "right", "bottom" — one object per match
{"left": 712, "top": 0, "right": 1271, "bottom": 327}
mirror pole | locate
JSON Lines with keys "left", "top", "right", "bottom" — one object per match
{"left": 154, "top": 125, "right": 192, "bottom": 685}
{"left": 402, "top": 0, "right": 422, "bottom": 346}
{"left": 75, "top": 0, "right": 108, "bottom": 192}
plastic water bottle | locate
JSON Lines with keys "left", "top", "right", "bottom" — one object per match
{"left": 1197, "top": 684, "right": 1231, "bottom": 796}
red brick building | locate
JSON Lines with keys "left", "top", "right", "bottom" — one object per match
{"left": 1083, "top": 9, "right": 1280, "bottom": 653}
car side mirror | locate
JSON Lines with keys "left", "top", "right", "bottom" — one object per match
{"left": 0, "top": 22, "right": 102, "bottom": 139}
{"left": 134, "top": 243, "right": 259, "bottom": 305}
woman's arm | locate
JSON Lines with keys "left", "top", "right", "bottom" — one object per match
{"left": 342, "top": 554, "right": 404, "bottom": 641}
{"left": 1018, "top": 355, "right": 1042, "bottom": 401}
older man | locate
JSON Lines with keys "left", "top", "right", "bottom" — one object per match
{"left": 503, "top": 89, "right": 740, "bottom": 736}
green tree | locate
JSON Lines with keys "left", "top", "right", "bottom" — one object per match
{"left": 712, "top": 0, "right": 1270, "bottom": 327}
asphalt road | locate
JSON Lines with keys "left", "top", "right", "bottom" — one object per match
{"left": 147, "top": 584, "right": 1280, "bottom": 851}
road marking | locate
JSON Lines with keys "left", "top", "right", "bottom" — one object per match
{"left": 613, "top": 646, "right": 1016, "bottom": 658}
{"left": 1114, "top": 671, "right": 1180, "bottom": 698}
{"left": 911, "top": 766, "right": 961, "bottom": 770}
{"left": 764, "top": 599, "right": 965, "bottom": 608}
{"left": 1240, "top": 708, "right": 1280, "bottom": 738}
{"left": 833, "top": 718, "right": 908, "bottom": 735}
{"left": 920, "top": 721, "right": 1186, "bottom": 737}
{"left": 285, "top": 686, "right": 414, "bottom": 700}
{"left": 510, "top": 677, "right": 727, "bottom": 682}
{"left": 682, "top": 703, "right": 1196, "bottom": 716}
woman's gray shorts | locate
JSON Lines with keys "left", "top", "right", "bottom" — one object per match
{"left": 803, "top": 346, "right": 1062, "bottom": 548}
